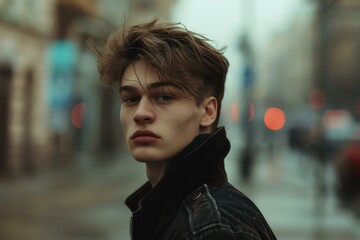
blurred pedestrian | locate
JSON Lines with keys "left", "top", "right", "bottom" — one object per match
{"left": 89, "top": 19, "right": 276, "bottom": 240}
{"left": 336, "top": 138, "right": 360, "bottom": 217}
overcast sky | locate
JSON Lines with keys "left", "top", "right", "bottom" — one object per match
{"left": 172, "top": 0, "right": 307, "bottom": 50}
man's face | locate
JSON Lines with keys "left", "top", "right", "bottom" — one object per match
{"left": 119, "top": 61, "right": 207, "bottom": 162}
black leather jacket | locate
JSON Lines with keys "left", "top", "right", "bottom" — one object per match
{"left": 126, "top": 127, "right": 277, "bottom": 240}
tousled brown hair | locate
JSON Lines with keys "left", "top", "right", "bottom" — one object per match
{"left": 89, "top": 19, "right": 229, "bottom": 130}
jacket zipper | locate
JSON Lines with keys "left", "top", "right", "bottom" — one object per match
{"left": 130, "top": 202, "right": 143, "bottom": 240}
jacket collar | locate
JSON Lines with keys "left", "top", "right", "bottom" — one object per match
{"left": 125, "top": 127, "right": 230, "bottom": 238}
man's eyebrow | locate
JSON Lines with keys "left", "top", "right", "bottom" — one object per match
{"left": 119, "top": 85, "right": 136, "bottom": 93}
{"left": 119, "top": 82, "right": 179, "bottom": 93}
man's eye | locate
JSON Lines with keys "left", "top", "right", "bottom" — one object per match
{"left": 122, "top": 96, "right": 140, "bottom": 104}
{"left": 155, "top": 94, "right": 173, "bottom": 102}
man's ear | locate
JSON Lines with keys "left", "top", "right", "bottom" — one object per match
{"left": 200, "top": 96, "right": 218, "bottom": 129}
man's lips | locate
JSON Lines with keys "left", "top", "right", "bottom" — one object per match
{"left": 131, "top": 130, "right": 160, "bottom": 140}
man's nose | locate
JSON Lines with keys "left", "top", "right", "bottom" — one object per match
{"left": 133, "top": 98, "right": 155, "bottom": 124}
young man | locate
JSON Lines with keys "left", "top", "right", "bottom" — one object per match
{"left": 90, "top": 19, "right": 276, "bottom": 240}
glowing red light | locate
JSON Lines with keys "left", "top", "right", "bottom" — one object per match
{"left": 231, "top": 102, "right": 239, "bottom": 123}
{"left": 249, "top": 103, "right": 255, "bottom": 122}
{"left": 264, "top": 107, "right": 286, "bottom": 131}
{"left": 71, "top": 102, "right": 86, "bottom": 129}
{"left": 308, "top": 89, "right": 326, "bottom": 110}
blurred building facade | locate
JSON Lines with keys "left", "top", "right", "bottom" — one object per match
{"left": 313, "top": 0, "right": 360, "bottom": 121}
{"left": 0, "top": 0, "right": 176, "bottom": 178}
{"left": 257, "top": 14, "right": 315, "bottom": 128}
{"left": 129, "top": 0, "right": 176, "bottom": 23}
{"left": 0, "top": 0, "right": 57, "bottom": 177}
{"left": 257, "top": 0, "right": 360, "bottom": 129}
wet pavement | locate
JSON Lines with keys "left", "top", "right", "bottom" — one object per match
{"left": 235, "top": 148, "right": 360, "bottom": 240}
{"left": 0, "top": 152, "right": 146, "bottom": 240}
{"left": 0, "top": 139, "right": 359, "bottom": 240}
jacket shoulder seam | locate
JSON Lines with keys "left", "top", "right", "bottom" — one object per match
{"left": 183, "top": 184, "right": 222, "bottom": 234}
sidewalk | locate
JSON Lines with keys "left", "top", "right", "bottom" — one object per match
{"left": 0, "top": 152, "right": 146, "bottom": 240}
{"left": 232, "top": 145, "right": 360, "bottom": 240}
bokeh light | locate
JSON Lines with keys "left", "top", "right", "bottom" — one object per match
{"left": 249, "top": 103, "right": 255, "bottom": 122}
{"left": 71, "top": 102, "right": 86, "bottom": 129}
{"left": 231, "top": 102, "right": 239, "bottom": 123}
{"left": 308, "top": 89, "right": 327, "bottom": 110}
{"left": 323, "top": 109, "right": 351, "bottom": 129}
{"left": 264, "top": 107, "right": 286, "bottom": 130}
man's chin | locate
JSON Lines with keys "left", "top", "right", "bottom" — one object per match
{"left": 131, "top": 151, "right": 164, "bottom": 162}
{"left": 131, "top": 149, "right": 178, "bottom": 163}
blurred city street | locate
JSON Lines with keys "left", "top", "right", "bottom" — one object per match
{"left": 1, "top": 0, "right": 360, "bottom": 240}
{"left": 0, "top": 135, "right": 359, "bottom": 240}
{"left": 234, "top": 145, "right": 360, "bottom": 240}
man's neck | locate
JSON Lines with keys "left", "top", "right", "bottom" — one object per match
{"left": 146, "top": 161, "right": 168, "bottom": 187}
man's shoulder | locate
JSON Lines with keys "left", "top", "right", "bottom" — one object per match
{"left": 162, "top": 183, "right": 276, "bottom": 240}
{"left": 210, "top": 182, "right": 261, "bottom": 213}
{"left": 182, "top": 183, "right": 276, "bottom": 239}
